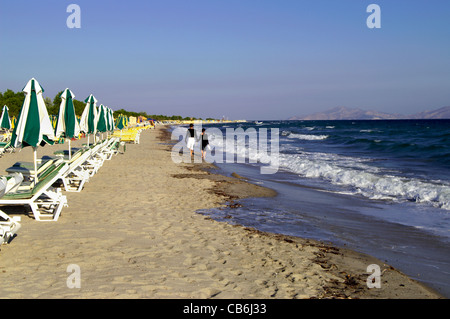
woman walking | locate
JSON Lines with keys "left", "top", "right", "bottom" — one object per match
{"left": 200, "top": 128, "right": 209, "bottom": 160}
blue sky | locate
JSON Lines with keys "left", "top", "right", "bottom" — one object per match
{"left": 1, "top": 0, "right": 449, "bottom": 120}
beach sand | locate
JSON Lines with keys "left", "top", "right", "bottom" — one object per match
{"left": 0, "top": 127, "right": 442, "bottom": 299}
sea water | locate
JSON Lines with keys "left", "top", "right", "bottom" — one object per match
{"left": 176, "top": 120, "right": 450, "bottom": 297}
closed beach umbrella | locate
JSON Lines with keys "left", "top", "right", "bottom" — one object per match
{"left": 119, "top": 114, "right": 125, "bottom": 130}
{"left": 107, "top": 108, "right": 112, "bottom": 132}
{"left": 55, "top": 88, "right": 81, "bottom": 159}
{"left": 11, "top": 78, "right": 55, "bottom": 183}
{"left": 116, "top": 114, "right": 125, "bottom": 130}
{"left": 107, "top": 107, "right": 112, "bottom": 134}
{"left": 108, "top": 108, "right": 115, "bottom": 132}
{"left": 119, "top": 115, "right": 128, "bottom": 129}
{"left": 105, "top": 106, "right": 111, "bottom": 133}
{"left": 96, "top": 104, "right": 108, "bottom": 135}
{"left": 80, "top": 94, "right": 98, "bottom": 145}
{"left": 0, "top": 105, "right": 11, "bottom": 130}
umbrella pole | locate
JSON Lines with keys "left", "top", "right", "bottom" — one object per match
{"left": 33, "top": 147, "right": 38, "bottom": 185}
{"left": 69, "top": 139, "right": 72, "bottom": 160}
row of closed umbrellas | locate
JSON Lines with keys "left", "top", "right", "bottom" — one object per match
{"left": 1, "top": 77, "right": 119, "bottom": 184}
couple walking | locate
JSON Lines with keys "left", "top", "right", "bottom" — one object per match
{"left": 185, "top": 124, "right": 209, "bottom": 159}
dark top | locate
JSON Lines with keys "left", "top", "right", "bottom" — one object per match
{"left": 201, "top": 133, "right": 209, "bottom": 149}
{"left": 185, "top": 128, "right": 198, "bottom": 142}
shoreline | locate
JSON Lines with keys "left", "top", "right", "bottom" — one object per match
{"left": 0, "top": 126, "right": 443, "bottom": 299}
{"left": 159, "top": 126, "right": 444, "bottom": 299}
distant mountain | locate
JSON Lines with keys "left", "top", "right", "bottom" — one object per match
{"left": 409, "top": 106, "right": 450, "bottom": 119}
{"left": 289, "top": 106, "right": 450, "bottom": 120}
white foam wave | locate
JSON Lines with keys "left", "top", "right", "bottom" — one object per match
{"left": 278, "top": 152, "right": 450, "bottom": 211}
{"left": 287, "top": 134, "right": 329, "bottom": 140}
{"left": 206, "top": 129, "right": 450, "bottom": 211}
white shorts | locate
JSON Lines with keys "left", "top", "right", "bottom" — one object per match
{"left": 186, "top": 137, "right": 195, "bottom": 150}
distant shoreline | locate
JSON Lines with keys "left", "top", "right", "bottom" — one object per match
{"left": 289, "top": 106, "right": 450, "bottom": 121}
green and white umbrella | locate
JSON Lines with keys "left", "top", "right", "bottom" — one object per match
{"left": 55, "top": 89, "right": 81, "bottom": 160}
{"left": 115, "top": 114, "right": 125, "bottom": 130}
{"left": 111, "top": 109, "right": 115, "bottom": 130}
{"left": 96, "top": 104, "right": 108, "bottom": 138}
{"left": 0, "top": 105, "right": 11, "bottom": 130}
{"left": 104, "top": 106, "right": 110, "bottom": 134}
{"left": 80, "top": 94, "right": 98, "bottom": 146}
{"left": 11, "top": 78, "right": 55, "bottom": 184}
{"left": 107, "top": 107, "right": 114, "bottom": 133}
{"left": 106, "top": 107, "right": 111, "bottom": 132}
{"left": 105, "top": 107, "right": 111, "bottom": 136}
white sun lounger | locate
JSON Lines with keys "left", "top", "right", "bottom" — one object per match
{"left": 0, "top": 140, "right": 14, "bottom": 157}
{"left": 0, "top": 162, "right": 69, "bottom": 221}
{"left": 0, "top": 210, "right": 21, "bottom": 244}
{"left": 60, "top": 148, "right": 92, "bottom": 192}
{"left": 81, "top": 138, "right": 116, "bottom": 175}
{"left": 81, "top": 143, "right": 105, "bottom": 177}
{"left": 0, "top": 175, "right": 23, "bottom": 243}
{"left": 102, "top": 137, "right": 121, "bottom": 160}
{"left": 5, "top": 157, "right": 63, "bottom": 183}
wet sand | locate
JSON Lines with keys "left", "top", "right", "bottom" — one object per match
{"left": 0, "top": 127, "right": 443, "bottom": 299}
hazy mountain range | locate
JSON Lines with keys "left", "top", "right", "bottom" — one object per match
{"left": 288, "top": 106, "right": 450, "bottom": 120}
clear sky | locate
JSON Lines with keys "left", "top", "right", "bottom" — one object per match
{"left": 1, "top": 0, "right": 449, "bottom": 120}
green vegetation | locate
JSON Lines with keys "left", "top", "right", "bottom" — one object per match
{"left": 0, "top": 89, "right": 87, "bottom": 118}
{"left": 114, "top": 109, "right": 210, "bottom": 121}
{"left": 0, "top": 89, "right": 216, "bottom": 121}
{"left": 0, "top": 89, "right": 25, "bottom": 117}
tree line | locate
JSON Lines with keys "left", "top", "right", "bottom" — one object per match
{"left": 0, "top": 89, "right": 216, "bottom": 121}
{"left": 114, "top": 109, "right": 216, "bottom": 121}
{"left": 0, "top": 89, "right": 87, "bottom": 118}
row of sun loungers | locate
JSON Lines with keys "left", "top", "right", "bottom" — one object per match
{"left": 112, "top": 126, "right": 149, "bottom": 144}
{"left": 0, "top": 136, "right": 122, "bottom": 243}
{"left": 0, "top": 140, "right": 14, "bottom": 157}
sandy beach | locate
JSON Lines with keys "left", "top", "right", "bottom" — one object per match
{"left": 0, "top": 126, "right": 443, "bottom": 299}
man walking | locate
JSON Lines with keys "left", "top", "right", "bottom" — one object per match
{"left": 185, "top": 123, "right": 198, "bottom": 157}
